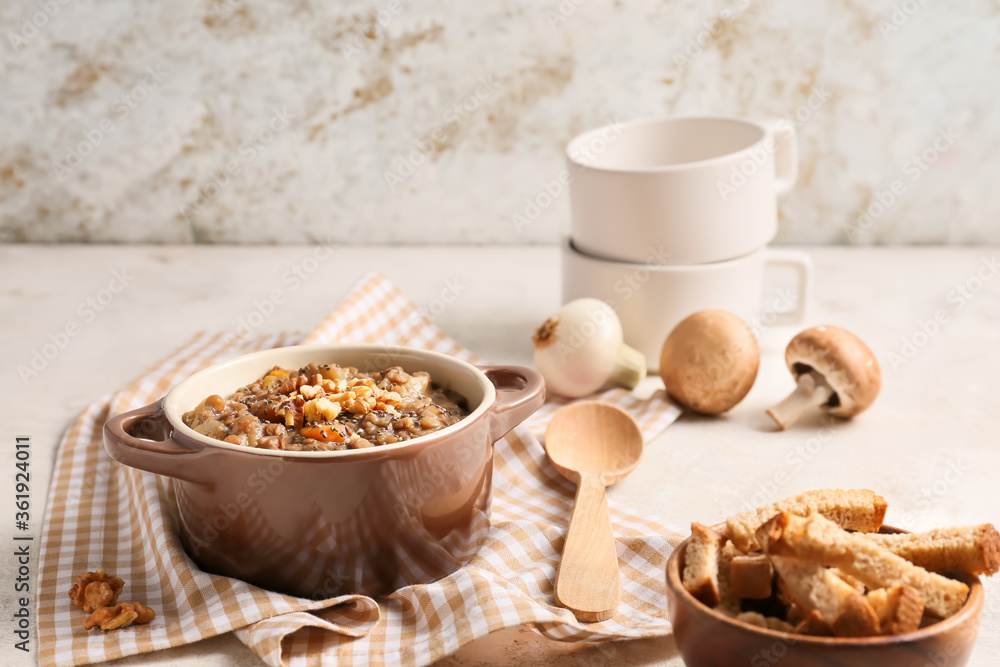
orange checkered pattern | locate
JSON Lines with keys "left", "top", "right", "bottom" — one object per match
{"left": 37, "top": 272, "right": 683, "bottom": 666}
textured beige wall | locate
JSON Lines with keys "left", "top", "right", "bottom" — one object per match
{"left": 1, "top": 0, "right": 997, "bottom": 244}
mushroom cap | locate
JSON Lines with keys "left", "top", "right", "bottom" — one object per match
{"left": 785, "top": 325, "right": 881, "bottom": 418}
{"left": 659, "top": 310, "right": 760, "bottom": 415}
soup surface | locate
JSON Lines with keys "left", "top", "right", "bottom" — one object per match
{"left": 182, "top": 363, "right": 468, "bottom": 451}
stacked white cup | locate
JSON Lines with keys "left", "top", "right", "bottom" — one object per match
{"left": 563, "top": 115, "right": 813, "bottom": 369}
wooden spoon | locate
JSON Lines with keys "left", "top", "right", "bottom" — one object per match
{"left": 544, "top": 401, "right": 644, "bottom": 622}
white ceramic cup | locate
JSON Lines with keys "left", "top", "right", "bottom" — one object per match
{"left": 566, "top": 115, "right": 798, "bottom": 265}
{"left": 561, "top": 239, "right": 812, "bottom": 369}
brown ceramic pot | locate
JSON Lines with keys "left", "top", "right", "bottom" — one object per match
{"left": 664, "top": 525, "right": 984, "bottom": 667}
{"left": 104, "top": 344, "right": 545, "bottom": 598}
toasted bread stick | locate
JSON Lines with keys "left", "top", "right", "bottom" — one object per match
{"left": 730, "top": 554, "right": 773, "bottom": 599}
{"left": 866, "top": 585, "right": 924, "bottom": 635}
{"left": 725, "top": 489, "right": 887, "bottom": 552}
{"left": 717, "top": 542, "right": 741, "bottom": 613}
{"left": 769, "top": 555, "right": 879, "bottom": 637}
{"left": 762, "top": 512, "right": 969, "bottom": 618}
{"left": 794, "top": 609, "right": 835, "bottom": 636}
{"left": 865, "top": 524, "right": 1000, "bottom": 576}
{"left": 831, "top": 568, "right": 866, "bottom": 593}
{"left": 683, "top": 523, "right": 726, "bottom": 607}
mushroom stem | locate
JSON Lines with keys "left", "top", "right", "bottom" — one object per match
{"left": 766, "top": 372, "right": 834, "bottom": 430}
{"left": 607, "top": 343, "right": 647, "bottom": 391}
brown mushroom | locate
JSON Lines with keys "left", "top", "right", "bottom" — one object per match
{"left": 766, "top": 325, "right": 881, "bottom": 429}
{"left": 659, "top": 310, "right": 760, "bottom": 415}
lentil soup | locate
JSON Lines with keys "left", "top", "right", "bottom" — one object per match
{"left": 182, "top": 363, "right": 468, "bottom": 451}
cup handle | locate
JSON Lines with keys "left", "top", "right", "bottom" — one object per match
{"left": 762, "top": 249, "right": 813, "bottom": 326}
{"left": 103, "top": 399, "right": 213, "bottom": 484}
{"left": 766, "top": 120, "right": 798, "bottom": 195}
{"left": 479, "top": 365, "right": 546, "bottom": 440}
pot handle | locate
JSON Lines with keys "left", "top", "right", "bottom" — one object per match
{"left": 480, "top": 365, "right": 546, "bottom": 440}
{"left": 103, "top": 399, "right": 211, "bottom": 483}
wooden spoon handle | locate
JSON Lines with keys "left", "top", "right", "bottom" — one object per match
{"left": 554, "top": 474, "right": 621, "bottom": 622}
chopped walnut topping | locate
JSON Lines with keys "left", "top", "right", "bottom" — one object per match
{"left": 320, "top": 378, "right": 346, "bottom": 393}
{"left": 299, "top": 384, "right": 324, "bottom": 399}
{"left": 336, "top": 389, "right": 378, "bottom": 415}
{"left": 68, "top": 570, "right": 125, "bottom": 613}
{"left": 278, "top": 396, "right": 305, "bottom": 428}
{"left": 69, "top": 569, "right": 156, "bottom": 633}
{"left": 183, "top": 362, "right": 466, "bottom": 451}
{"left": 84, "top": 601, "right": 156, "bottom": 632}
{"left": 304, "top": 396, "right": 341, "bottom": 423}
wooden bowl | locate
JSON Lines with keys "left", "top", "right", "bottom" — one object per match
{"left": 664, "top": 526, "right": 984, "bottom": 667}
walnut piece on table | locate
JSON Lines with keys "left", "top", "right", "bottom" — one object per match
{"left": 68, "top": 569, "right": 125, "bottom": 613}
{"left": 84, "top": 601, "right": 156, "bottom": 631}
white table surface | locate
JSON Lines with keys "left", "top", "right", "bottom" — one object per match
{"left": 2, "top": 244, "right": 999, "bottom": 666}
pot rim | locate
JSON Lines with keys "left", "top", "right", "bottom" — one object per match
{"left": 162, "top": 343, "right": 499, "bottom": 459}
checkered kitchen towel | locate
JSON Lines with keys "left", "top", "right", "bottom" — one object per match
{"left": 37, "top": 271, "right": 684, "bottom": 666}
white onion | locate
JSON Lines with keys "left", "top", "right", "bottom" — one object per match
{"left": 532, "top": 298, "right": 646, "bottom": 398}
